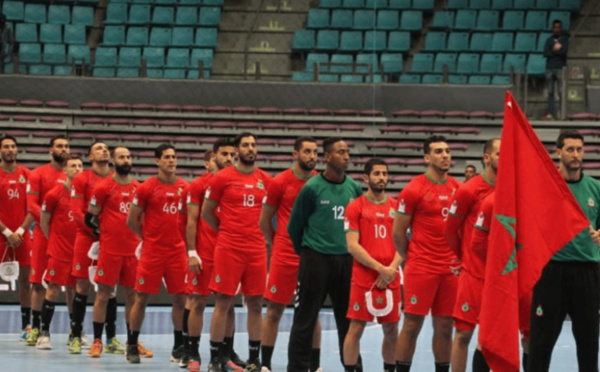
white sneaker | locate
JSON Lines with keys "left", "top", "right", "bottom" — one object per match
{"left": 36, "top": 332, "right": 52, "bottom": 350}
{"left": 314, "top": 369, "right": 323, "bottom": 372}
{"left": 81, "top": 332, "right": 90, "bottom": 349}
{"left": 261, "top": 368, "right": 272, "bottom": 372}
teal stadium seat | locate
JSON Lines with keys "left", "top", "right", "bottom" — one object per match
{"left": 29, "top": 64, "right": 52, "bottom": 75}
{"left": 164, "top": 68, "right": 188, "bottom": 79}
{"left": 129, "top": 5, "right": 151, "bottom": 25}
{"left": 316, "top": 30, "right": 339, "bottom": 51}
{"left": 527, "top": 53, "right": 546, "bottom": 75}
{"left": 364, "top": 31, "right": 386, "bottom": 52}
{"left": 400, "top": 74, "right": 421, "bottom": 83}
{"left": 424, "top": 32, "right": 447, "bottom": 51}
{"left": 105, "top": 4, "right": 128, "bottom": 25}
{"left": 187, "top": 69, "right": 211, "bottom": 79}
{"left": 400, "top": 11, "right": 422, "bottom": 32}
{"left": 476, "top": 10, "right": 499, "bottom": 31}
{"left": 525, "top": 11, "right": 547, "bottom": 31}
{"left": 151, "top": 7, "right": 175, "bottom": 25}
{"left": 175, "top": 7, "right": 198, "bottom": 25}
{"left": 156, "top": 0, "right": 177, "bottom": 4}
{"left": 388, "top": 31, "right": 410, "bottom": 53}
{"left": 377, "top": 10, "right": 399, "bottom": 30}
{"left": 422, "top": 74, "right": 443, "bottom": 84}
{"left": 119, "top": 47, "right": 142, "bottom": 67}
{"left": 143, "top": 47, "right": 165, "bottom": 68}
{"left": 470, "top": 33, "right": 492, "bottom": 51}
{"left": 356, "top": 53, "right": 379, "bottom": 73}
{"left": 558, "top": 0, "right": 580, "bottom": 11}
{"left": 503, "top": 53, "right": 526, "bottom": 73}
{"left": 180, "top": 0, "right": 203, "bottom": 4}
{"left": 340, "top": 75, "right": 363, "bottom": 83}
{"left": 306, "top": 53, "right": 329, "bottom": 72}
{"left": 147, "top": 68, "right": 164, "bottom": 78}
{"left": 103, "top": 26, "right": 125, "bottom": 46}
{"left": 480, "top": 53, "right": 503, "bottom": 73}
{"left": 381, "top": 53, "right": 403, "bottom": 74}
{"left": 117, "top": 68, "right": 140, "bottom": 78}
{"left": 471, "top": 0, "right": 491, "bottom": 8}
{"left": 491, "top": 32, "right": 513, "bottom": 51}
{"left": 492, "top": 75, "right": 511, "bottom": 84}
{"left": 330, "top": 54, "right": 353, "bottom": 73}
{"left": 40, "top": 24, "right": 62, "bottom": 44}
{"left": 514, "top": 0, "right": 535, "bottom": 8}
{"left": 389, "top": 0, "right": 411, "bottom": 9}
{"left": 204, "top": 0, "right": 225, "bottom": 5}
{"left": 19, "top": 43, "right": 42, "bottom": 63}
{"left": 95, "top": 47, "right": 118, "bottom": 67}
{"left": 68, "top": 45, "right": 91, "bottom": 63}
{"left": 457, "top": 53, "right": 480, "bottom": 73}
{"left": 166, "top": 48, "right": 189, "bottom": 68}
{"left": 127, "top": 27, "right": 149, "bottom": 46}
{"left": 411, "top": 53, "right": 434, "bottom": 73}
{"left": 468, "top": 75, "right": 491, "bottom": 84}
{"left": 72, "top": 6, "right": 94, "bottom": 26}
{"left": 447, "top": 32, "right": 469, "bottom": 51}
{"left": 319, "top": 0, "right": 342, "bottom": 8}
{"left": 536, "top": 0, "right": 557, "bottom": 9}
{"left": 24, "top": 4, "right": 46, "bottom": 24}
{"left": 492, "top": 0, "right": 513, "bottom": 9}
{"left": 537, "top": 32, "right": 551, "bottom": 52}
{"left": 48, "top": 5, "right": 70, "bottom": 25}
{"left": 43, "top": 44, "right": 66, "bottom": 64}
{"left": 199, "top": 7, "right": 221, "bottom": 26}
{"left": 3, "top": 1, "right": 25, "bottom": 22}
{"left": 449, "top": 75, "right": 468, "bottom": 84}
{"left": 366, "top": 0, "right": 388, "bottom": 8}
{"left": 293, "top": 30, "right": 315, "bottom": 51}
{"left": 434, "top": 52, "right": 457, "bottom": 72}
{"left": 54, "top": 65, "right": 72, "bottom": 76}
{"left": 413, "top": 0, "right": 435, "bottom": 10}
{"left": 430, "top": 11, "right": 454, "bottom": 29}
{"left": 514, "top": 32, "right": 537, "bottom": 52}
{"left": 319, "top": 74, "right": 340, "bottom": 82}
{"left": 307, "top": 9, "right": 330, "bottom": 29}
{"left": 447, "top": 0, "right": 468, "bottom": 9}
{"left": 548, "top": 11, "right": 570, "bottom": 30}
{"left": 354, "top": 10, "right": 375, "bottom": 30}
{"left": 195, "top": 28, "right": 218, "bottom": 48}
{"left": 292, "top": 71, "right": 315, "bottom": 82}
{"left": 503, "top": 11, "right": 524, "bottom": 30}
{"left": 191, "top": 48, "right": 214, "bottom": 69}
{"left": 150, "top": 28, "right": 172, "bottom": 47}
{"left": 15, "top": 23, "right": 37, "bottom": 43}
{"left": 64, "top": 25, "right": 86, "bottom": 44}
{"left": 340, "top": 31, "right": 363, "bottom": 52}
{"left": 454, "top": 10, "right": 477, "bottom": 30}
{"left": 343, "top": 0, "right": 366, "bottom": 8}
{"left": 330, "top": 10, "right": 353, "bottom": 29}
{"left": 172, "top": 27, "right": 194, "bottom": 46}
{"left": 365, "top": 74, "right": 383, "bottom": 83}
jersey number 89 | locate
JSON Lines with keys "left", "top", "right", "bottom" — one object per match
{"left": 119, "top": 202, "right": 131, "bottom": 214}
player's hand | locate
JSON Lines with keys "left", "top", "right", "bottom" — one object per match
{"left": 378, "top": 265, "right": 397, "bottom": 282}
{"left": 449, "top": 259, "right": 462, "bottom": 276}
{"left": 188, "top": 256, "right": 202, "bottom": 274}
{"left": 589, "top": 226, "right": 600, "bottom": 246}
{"left": 7, "top": 232, "right": 23, "bottom": 248}
{"left": 553, "top": 42, "right": 562, "bottom": 51}
{"left": 375, "top": 276, "right": 388, "bottom": 289}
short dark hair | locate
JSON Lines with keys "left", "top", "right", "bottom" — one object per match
{"left": 233, "top": 132, "right": 256, "bottom": 147}
{"left": 465, "top": 164, "right": 477, "bottom": 171}
{"left": 294, "top": 136, "right": 317, "bottom": 151}
{"left": 483, "top": 138, "right": 500, "bottom": 154}
{"left": 212, "top": 137, "right": 234, "bottom": 153}
{"left": 0, "top": 135, "right": 17, "bottom": 147}
{"left": 66, "top": 154, "right": 82, "bottom": 162}
{"left": 111, "top": 146, "right": 128, "bottom": 157}
{"left": 323, "top": 137, "right": 344, "bottom": 153}
{"left": 423, "top": 135, "right": 447, "bottom": 154}
{"left": 553, "top": 19, "right": 562, "bottom": 26}
{"left": 88, "top": 141, "right": 108, "bottom": 156}
{"left": 556, "top": 130, "right": 584, "bottom": 149}
{"left": 364, "top": 158, "right": 388, "bottom": 175}
{"left": 204, "top": 149, "right": 214, "bottom": 162}
{"left": 155, "top": 143, "right": 176, "bottom": 159}
{"left": 49, "top": 135, "right": 68, "bottom": 147}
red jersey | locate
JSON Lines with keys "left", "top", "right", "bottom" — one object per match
{"left": 178, "top": 185, "right": 190, "bottom": 243}
{"left": 0, "top": 165, "right": 30, "bottom": 231}
{"left": 133, "top": 175, "right": 188, "bottom": 257}
{"left": 263, "top": 168, "right": 317, "bottom": 265}
{"left": 90, "top": 175, "right": 140, "bottom": 256}
{"left": 345, "top": 194, "right": 399, "bottom": 288}
{"left": 398, "top": 173, "right": 461, "bottom": 274}
{"left": 43, "top": 183, "right": 76, "bottom": 261}
{"left": 71, "top": 169, "right": 112, "bottom": 236}
{"left": 187, "top": 172, "right": 219, "bottom": 261}
{"left": 27, "top": 163, "right": 66, "bottom": 223}
{"left": 205, "top": 166, "right": 272, "bottom": 252}
{"left": 469, "top": 192, "right": 494, "bottom": 280}
{"left": 446, "top": 174, "right": 494, "bottom": 273}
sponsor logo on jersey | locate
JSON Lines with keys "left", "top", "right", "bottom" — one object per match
{"left": 19, "top": 175, "right": 26, "bottom": 183}
{"left": 8, "top": 180, "right": 16, "bottom": 184}
{"left": 166, "top": 192, "right": 175, "bottom": 197}
{"left": 439, "top": 195, "right": 449, "bottom": 200}
{"left": 588, "top": 197, "right": 595, "bottom": 208}
{"left": 449, "top": 200, "right": 458, "bottom": 214}
{"left": 376, "top": 212, "right": 385, "bottom": 218}
{"left": 122, "top": 192, "right": 130, "bottom": 197}
{"left": 320, "top": 200, "right": 330, "bottom": 204}
{"left": 257, "top": 180, "right": 264, "bottom": 189}
{"left": 475, "top": 212, "right": 485, "bottom": 227}
{"left": 244, "top": 184, "right": 254, "bottom": 189}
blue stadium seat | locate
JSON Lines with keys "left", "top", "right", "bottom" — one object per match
{"left": 503, "top": 11, "right": 524, "bottom": 30}
{"left": 15, "top": 23, "right": 38, "bottom": 43}
{"left": 480, "top": 53, "right": 503, "bottom": 73}
{"left": 330, "top": 9, "right": 353, "bottom": 29}
{"left": 316, "top": 30, "right": 339, "bottom": 51}
{"left": 548, "top": 11, "right": 570, "bottom": 30}
{"left": 413, "top": 0, "right": 435, "bottom": 10}
{"left": 19, "top": 43, "right": 42, "bottom": 63}
{"left": 447, "top": 32, "right": 469, "bottom": 51}
{"left": 68, "top": 45, "right": 91, "bottom": 63}
{"left": 503, "top": 53, "right": 526, "bottom": 73}
{"left": 293, "top": 30, "right": 315, "bottom": 51}
{"left": 377, "top": 10, "right": 399, "bottom": 30}
{"left": 191, "top": 48, "right": 214, "bottom": 69}
{"left": 195, "top": 28, "right": 218, "bottom": 48}
{"left": 340, "top": 31, "right": 363, "bottom": 52}
{"left": 471, "top": 0, "right": 491, "bottom": 8}
{"left": 40, "top": 24, "right": 62, "bottom": 44}
{"left": 340, "top": 74, "right": 363, "bottom": 83}
{"left": 476, "top": 10, "right": 499, "bottom": 31}
{"left": 381, "top": 53, "right": 403, "bottom": 74}
{"left": 430, "top": 11, "right": 454, "bottom": 29}
{"left": 2, "top": 1, "right": 25, "bottom": 22}
{"left": 143, "top": 47, "right": 165, "bottom": 67}
{"left": 103, "top": 26, "right": 125, "bottom": 46}
{"left": 126, "top": 27, "right": 149, "bottom": 46}
{"left": 29, "top": 64, "right": 52, "bottom": 75}
{"left": 306, "top": 53, "right": 329, "bottom": 72}
{"left": 119, "top": 47, "right": 142, "bottom": 67}
{"left": 95, "top": 47, "right": 118, "bottom": 67}
{"left": 54, "top": 65, "right": 72, "bottom": 76}
{"left": 307, "top": 9, "right": 330, "bottom": 29}
{"left": 330, "top": 54, "right": 353, "bottom": 73}
{"left": 93, "top": 67, "right": 116, "bottom": 77}
{"left": 64, "top": 25, "right": 86, "bottom": 45}
{"left": 492, "top": 0, "right": 513, "bottom": 8}
{"left": 422, "top": 74, "right": 443, "bottom": 84}
{"left": 151, "top": 7, "right": 175, "bottom": 25}
{"left": 24, "top": 4, "right": 46, "bottom": 24}
{"left": 491, "top": 75, "right": 511, "bottom": 84}
{"left": 172, "top": 27, "right": 194, "bottom": 46}
{"left": 149, "top": 27, "right": 171, "bottom": 47}
{"left": 527, "top": 53, "right": 546, "bottom": 75}
{"left": 43, "top": 43, "right": 66, "bottom": 64}
{"left": 468, "top": 75, "right": 491, "bottom": 84}
{"left": 400, "top": 74, "right": 421, "bottom": 83}
{"left": 364, "top": 31, "right": 386, "bottom": 52}
{"left": 434, "top": 52, "right": 457, "bottom": 72}
{"left": 470, "top": 33, "right": 492, "bottom": 51}
{"left": 129, "top": 5, "right": 151, "bottom": 25}
{"left": 410, "top": 53, "right": 434, "bottom": 73}
{"left": 447, "top": 0, "right": 468, "bottom": 9}
{"left": 400, "top": 11, "right": 422, "bottom": 32}
{"left": 388, "top": 31, "right": 410, "bottom": 53}
{"left": 72, "top": 6, "right": 94, "bottom": 26}
{"left": 525, "top": 11, "right": 547, "bottom": 31}
{"left": 353, "top": 10, "right": 376, "bottom": 30}
{"left": 457, "top": 53, "right": 480, "bottom": 73}
{"left": 356, "top": 53, "right": 379, "bottom": 73}
{"left": 292, "top": 71, "right": 315, "bottom": 82}
{"left": 389, "top": 0, "right": 411, "bottom": 9}
{"left": 199, "top": 7, "right": 221, "bottom": 26}
{"left": 536, "top": 0, "right": 557, "bottom": 8}
{"left": 105, "top": 4, "right": 128, "bottom": 25}
{"left": 514, "top": 32, "right": 537, "bottom": 52}
{"left": 449, "top": 74, "right": 468, "bottom": 84}
{"left": 454, "top": 10, "right": 477, "bottom": 30}
{"left": 343, "top": 0, "right": 366, "bottom": 8}
{"left": 166, "top": 48, "right": 189, "bottom": 68}
{"left": 117, "top": 68, "right": 140, "bottom": 78}
{"left": 48, "top": 5, "right": 70, "bottom": 25}
{"left": 491, "top": 32, "right": 514, "bottom": 51}
{"left": 175, "top": 7, "right": 198, "bottom": 25}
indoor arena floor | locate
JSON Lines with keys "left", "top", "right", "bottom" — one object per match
{"left": 0, "top": 305, "right": 581, "bottom": 371}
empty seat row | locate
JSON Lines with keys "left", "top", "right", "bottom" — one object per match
{"left": 293, "top": 72, "right": 384, "bottom": 83}
{"left": 102, "top": 26, "right": 217, "bottom": 48}
{"left": 430, "top": 10, "right": 570, "bottom": 31}
{"left": 304, "top": 52, "right": 403, "bottom": 74}
{"left": 446, "top": 0, "right": 580, "bottom": 10}
{"left": 110, "top": 0, "right": 223, "bottom": 4}
{"left": 400, "top": 74, "right": 512, "bottom": 85}
{"left": 19, "top": 43, "right": 91, "bottom": 64}
{"left": 95, "top": 47, "right": 213, "bottom": 69}
{"left": 15, "top": 23, "right": 87, "bottom": 45}
{"left": 319, "top": 0, "right": 434, "bottom": 9}
{"left": 16, "top": 64, "right": 74, "bottom": 76}
{"left": 307, "top": 9, "right": 422, "bottom": 31}
{"left": 92, "top": 67, "right": 211, "bottom": 79}
{"left": 411, "top": 52, "right": 546, "bottom": 75}
{"left": 294, "top": 29, "right": 412, "bottom": 52}
{"left": 105, "top": 4, "right": 221, "bottom": 26}
{"left": 2, "top": 2, "right": 94, "bottom": 25}
{"left": 424, "top": 31, "right": 550, "bottom": 53}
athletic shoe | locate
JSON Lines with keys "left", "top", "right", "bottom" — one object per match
{"left": 88, "top": 338, "right": 102, "bottom": 357}
{"left": 81, "top": 332, "right": 90, "bottom": 349}
{"left": 315, "top": 369, "right": 323, "bottom": 372}
{"left": 178, "top": 352, "right": 190, "bottom": 368}
{"left": 187, "top": 354, "right": 201, "bottom": 371}
{"left": 170, "top": 344, "right": 186, "bottom": 362}
{"left": 67, "top": 329, "right": 72, "bottom": 345}
{"left": 68, "top": 337, "right": 82, "bottom": 354}
{"left": 126, "top": 344, "right": 141, "bottom": 364}
{"left": 231, "top": 351, "right": 247, "bottom": 368}
{"left": 207, "top": 361, "right": 224, "bottom": 372}
{"left": 105, "top": 337, "right": 125, "bottom": 354}
{"left": 36, "top": 331, "right": 52, "bottom": 350}
{"left": 260, "top": 367, "right": 271, "bottom": 372}
{"left": 26, "top": 327, "right": 39, "bottom": 346}
{"left": 20, "top": 325, "right": 31, "bottom": 342}
{"left": 223, "top": 359, "right": 245, "bottom": 372}
{"left": 137, "top": 342, "right": 154, "bottom": 358}
{"left": 244, "top": 361, "right": 261, "bottom": 372}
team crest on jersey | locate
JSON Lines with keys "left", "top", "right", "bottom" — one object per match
{"left": 449, "top": 200, "right": 458, "bottom": 214}
{"left": 215, "top": 275, "right": 221, "bottom": 283}
{"left": 192, "top": 277, "right": 198, "bottom": 285}
{"left": 461, "top": 302, "right": 469, "bottom": 312}
{"left": 398, "top": 199, "right": 406, "bottom": 213}
{"left": 475, "top": 212, "right": 485, "bottom": 227}
{"left": 98, "top": 269, "right": 104, "bottom": 276}
{"left": 353, "top": 302, "right": 360, "bottom": 311}
{"left": 388, "top": 208, "right": 395, "bottom": 218}
{"left": 257, "top": 180, "right": 264, "bottom": 189}
{"left": 588, "top": 197, "right": 595, "bottom": 208}
{"left": 19, "top": 175, "right": 26, "bottom": 183}
{"left": 177, "top": 187, "right": 183, "bottom": 196}
{"left": 49, "top": 269, "right": 55, "bottom": 276}
{"left": 536, "top": 305, "right": 543, "bottom": 316}
{"left": 410, "top": 295, "right": 417, "bottom": 304}
{"left": 139, "top": 277, "right": 145, "bottom": 285}
{"left": 75, "top": 263, "right": 81, "bottom": 271}
{"left": 270, "top": 285, "right": 277, "bottom": 293}
{"left": 376, "top": 296, "right": 383, "bottom": 304}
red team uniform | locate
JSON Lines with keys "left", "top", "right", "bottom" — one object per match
{"left": 0, "top": 165, "right": 31, "bottom": 265}
{"left": 186, "top": 172, "right": 218, "bottom": 296}
{"left": 42, "top": 183, "right": 77, "bottom": 286}
{"left": 398, "top": 173, "right": 461, "bottom": 316}
{"left": 446, "top": 175, "right": 494, "bottom": 331}
{"left": 133, "top": 176, "right": 188, "bottom": 294}
{"left": 70, "top": 170, "right": 111, "bottom": 279}
{"left": 262, "top": 168, "right": 316, "bottom": 304}
{"left": 345, "top": 195, "right": 401, "bottom": 323}
{"left": 206, "top": 166, "right": 272, "bottom": 296}
{"left": 90, "top": 175, "right": 140, "bottom": 287}
{"left": 27, "top": 164, "right": 66, "bottom": 284}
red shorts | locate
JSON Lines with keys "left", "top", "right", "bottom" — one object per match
{"left": 71, "top": 233, "right": 95, "bottom": 279}
{"left": 264, "top": 259, "right": 298, "bottom": 305}
{"left": 402, "top": 265, "right": 458, "bottom": 317}
{"left": 44, "top": 256, "right": 76, "bottom": 286}
{"left": 94, "top": 252, "right": 138, "bottom": 287}
{"left": 453, "top": 271, "right": 484, "bottom": 331}
{"left": 135, "top": 251, "right": 187, "bottom": 295}
{"left": 209, "top": 245, "right": 267, "bottom": 297}
{"left": 0, "top": 232, "right": 32, "bottom": 266}
{"left": 186, "top": 260, "right": 213, "bottom": 296}
{"left": 347, "top": 284, "right": 401, "bottom": 323}
{"left": 30, "top": 227, "right": 48, "bottom": 284}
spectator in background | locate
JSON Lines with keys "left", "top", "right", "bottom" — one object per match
{"left": 543, "top": 19, "right": 569, "bottom": 120}
{"left": 464, "top": 165, "right": 477, "bottom": 181}
{"left": 0, "top": 15, "right": 13, "bottom": 74}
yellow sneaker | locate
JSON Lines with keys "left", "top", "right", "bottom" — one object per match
{"left": 137, "top": 342, "right": 154, "bottom": 358}
{"left": 105, "top": 337, "right": 125, "bottom": 354}
{"left": 68, "top": 337, "right": 82, "bottom": 354}
{"left": 26, "top": 327, "right": 39, "bottom": 347}
{"left": 88, "top": 339, "right": 102, "bottom": 358}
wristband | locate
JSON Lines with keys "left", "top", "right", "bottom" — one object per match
{"left": 2, "top": 228, "right": 12, "bottom": 238}
{"left": 188, "top": 250, "right": 200, "bottom": 260}
{"left": 15, "top": 227, "right": 25, "bottom": 236}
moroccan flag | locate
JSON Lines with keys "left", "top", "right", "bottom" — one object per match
{"left": 478, "top": 91, "right": 590, "bottom": 371}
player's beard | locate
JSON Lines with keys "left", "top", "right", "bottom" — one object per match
{"left": 298, "top": 158, "right": 316, "bottom": 172}
{"left": 238, "top": 153, "right": 255, "bottom": 166}
{"left": 115, "top": 163, "right": 131, "bottom": 176}
{"left": 368, "top": 180, "right": 386, "bottom": 194}
{"left": 563, "top": 158, "right": 582, "bottom": 172}
{"left": 51, "top": 152, "right": 66, "bottom": 164}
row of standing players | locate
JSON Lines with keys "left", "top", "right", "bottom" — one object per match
{"left": 0, "top": 130, "right": 598, "bottom": 372}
